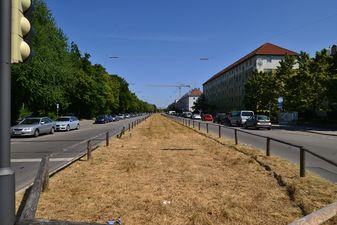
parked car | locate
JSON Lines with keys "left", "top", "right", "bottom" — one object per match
{"left": 244, "top": 115, "right": 271, "bottom": 130}
{"left": 55, "top": 116, "right": 80, "bottom": 131}
{"left": 106, "top": 115, "right": 114, "bottom": 122}
{"left": 182, "top": 112, "right": 192, "bottom": 118}
{"left": 95, "top": 115, "right": 110, "bottom": 124}
{"left": 11, "top": 117, "right": 55, "bottom": 137}
{"left": 202, "top": 114, "right": 213, "bottom": 122}
{"left": 117, "top": 114, "right": 125, "bottom": 120}
{"left": 228, "top": 110, "right": 254, "bottom": 126}
{"left": 214, "top": 112, "right": 230, "bottom": 125}
{"left": 192, "top": 114, "right": 202, "bottom": 120}
{"left": 110, "top": 114, "right": 118, "bottom": 121}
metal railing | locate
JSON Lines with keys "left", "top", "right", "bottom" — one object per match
{"left": 15, "top": 115, "right": 150, "bottom": 225}
{"left": 170, "top": 115, "right": 337, "bottom": 178}
{"left": 167, "top": 114, "right": 337, "bottom": 224}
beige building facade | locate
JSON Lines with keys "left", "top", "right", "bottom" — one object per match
{"left": 176, "top": 88, "right": 202, "bottom": 112}
{"left": 203, "top": 43, "right": 297, "bottom": 112}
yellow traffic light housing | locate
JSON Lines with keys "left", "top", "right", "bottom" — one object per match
{"left": 11, "top": 0, "right": 31, "bottom": 63}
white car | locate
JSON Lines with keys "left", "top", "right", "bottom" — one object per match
{"left": 192, "top": 114, "right": 202, "bottom": 120}
{"left": 55, "top": 116, "right": 80, "bottom": 131}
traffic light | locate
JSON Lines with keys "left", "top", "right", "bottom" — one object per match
{"left": 11, "top": 0, "right": 31, "bottom": 63}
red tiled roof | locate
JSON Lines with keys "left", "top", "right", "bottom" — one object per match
{"left": 203, "top": 43, "right": 298, "bottom": 85}
{"left": 188, "top": 88, "right": 202, "bottom": 97}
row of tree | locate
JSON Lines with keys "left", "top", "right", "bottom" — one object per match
{"left": 11, "top": 0, "right": 156, "bottom": 122}
{"left": 244, "top": 50, "right": 337, "bottom": 118}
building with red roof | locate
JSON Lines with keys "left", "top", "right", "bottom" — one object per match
{"left": 203, "top": 43, "right": 298, "bottom": 111}
{"left": 176, "top": 88, "right": 202, "bottom": 112}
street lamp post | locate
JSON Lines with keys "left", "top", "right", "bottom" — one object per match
{"left": 56, "top": 103, "right": 59, "bottom": 118}
{"left": 0, "top": 1, "right": 16, "bottom": 225}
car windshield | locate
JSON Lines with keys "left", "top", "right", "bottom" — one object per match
{"left": 20, "top": 118, "right": 40, "bottom": 125}
{"left": 56, "top": 118, "right": 70, "bottom": 121}
{"left": 257, "top": 115, "right": 269, "bottom": 120}
{"left": 242, "top": 112, "right": 254, "bottom": 116}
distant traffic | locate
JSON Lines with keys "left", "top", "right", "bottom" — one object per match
{"left": 168, "top": 110, "right": 271, "bottom": 130}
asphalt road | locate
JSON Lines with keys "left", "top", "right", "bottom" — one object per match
{"left": 171, "top": 116, "right": 337, "bottom": 183}
{"left": 11, "top": 116, "right": 146, "bottom": 192}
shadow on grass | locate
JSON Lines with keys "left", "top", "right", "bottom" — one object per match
{"left": 161, "top": 148, "right": 194, "bottom": 151}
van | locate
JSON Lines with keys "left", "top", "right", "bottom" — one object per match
{"left": 229, "top": 110, "right": 254, "bottom": 126}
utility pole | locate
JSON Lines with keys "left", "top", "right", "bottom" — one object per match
{"left": 0, "top": 0, "right": 16, "bottom": 225}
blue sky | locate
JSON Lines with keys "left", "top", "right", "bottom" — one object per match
{"left": 44, "top": 0, "right": 337, "bottom": 108}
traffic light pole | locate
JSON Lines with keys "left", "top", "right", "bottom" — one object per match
{"left": 0, "top": 0, "right": 16, "bottom": 225}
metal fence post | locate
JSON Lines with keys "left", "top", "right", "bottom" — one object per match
{"left": 234, "top": 129, "right": 238, "bottom": 145}
{"left": 188, "top": 120, "right": 190, "bottom": 127}
{"left": 128, "top": 123, "right": 131, "bottom": 131}
{"left": 87, "top": 140, "right": 92, "bottom": 160}
{"left": 218, "top": 125, "right": 221, "bottom": 138}
{"left": 206, "top": 123, "right": 209, "bottom": 133}
{"left": 266, "top": 137, "right": 270, "bottom": 156}
{"left": 300, "top": 147, "right": 306, "bottom": 177}
{"left": 42, "top": 156, "right": 49, "bottom": 192}
{"left": 198, "top": 122, "right": 200, "bottom": 130}
{"left": 193, "top": 120, "right": 195, "bottom": 128}
{"left": 106, "top": 132, "right": 109, "bottom": 146}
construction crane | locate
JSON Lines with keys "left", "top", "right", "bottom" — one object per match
{"left": 148, "top": 83, "right": 191, "bottom": 98}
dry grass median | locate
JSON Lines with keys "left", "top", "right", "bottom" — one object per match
{"left": 16, "top": 114, "right": 337, "bottom": 224}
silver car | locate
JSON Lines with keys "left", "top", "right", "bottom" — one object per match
{"left": 11, "top": 117, "right": 55, "bottom": 137}
{"left": 244, "top": 115, "right": 272, "bottom": 130}
{"left": 55, "top": 116, "right": 80, "bottom": 131}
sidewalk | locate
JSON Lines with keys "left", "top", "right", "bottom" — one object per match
{"left": 272, "top": 124, "right": 337, "bottom": 136}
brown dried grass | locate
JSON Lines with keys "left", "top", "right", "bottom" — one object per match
{"left": 16, "top": 114, "right": 337, "bottom": 224}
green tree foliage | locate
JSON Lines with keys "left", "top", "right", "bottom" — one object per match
{"left": 327, "top": 52, "right": 337, "bottom": 110}
{"left": 244, "top": 49, "right": 337, "bottom": 117}
{"left": 192, "top": 94, "right": 214, "bottom": 113}
{"left": 244, "top": 71, "right": 278, "bottom": 113}
{"left": 11, "top": 0, "right": 155, "bottom": 121}
{"left": 285, "top": 52, "right": 313, "bottom": 112}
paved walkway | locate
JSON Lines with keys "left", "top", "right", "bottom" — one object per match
{"left": 272, "top": 124, "right": 337, "bottom": 136}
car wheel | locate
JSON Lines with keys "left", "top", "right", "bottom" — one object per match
{"left": 50, "top": 127, "right": 55, "bottom": 134}
{"left": 76, "top": 124, "right": 80, "bottom": 130}
{"left": 244, "top": 123, "right": 248, "bottom": 129}
{"left": 268, "top": 127, "right": 271, "bottom": 130}
{"left": 66, "top": 125, "right": 70, "bottom": 131}
{"left": 34, "top": 129, "right": 39, "bottom": 137}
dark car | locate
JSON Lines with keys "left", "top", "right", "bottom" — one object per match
{"left": 95, "top": 115, "right": 110, "bottom": 124}
{"left": 244, "top": 115, "right": 271, "bottom": 130}
{"left": 106, "top": 115, "right": 114, "bottom": 122}
{"left": 214, "top": 113, "right": 230, "bottom": 125}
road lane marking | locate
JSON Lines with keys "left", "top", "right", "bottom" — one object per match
{"left": 11, "top": 158, "right": 74, "bottom": 163}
